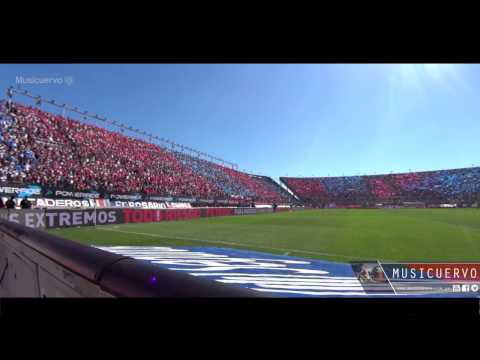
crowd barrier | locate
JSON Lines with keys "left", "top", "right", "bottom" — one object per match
{"left": 0, "top": 218, "right": 264, "bottom": 297}
{"left": 0, "top": 206, "right": 294, "bottom": 230}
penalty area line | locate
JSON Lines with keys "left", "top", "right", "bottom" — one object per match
{"left": 93, "top": 226, "right": 371, "bottom": 261}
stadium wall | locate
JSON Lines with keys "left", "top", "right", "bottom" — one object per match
{"left": 0, "top": 218, "right": 262, "bottom": 298}
{"left": 0, "top": 207, "right": 296, "bottom": 230}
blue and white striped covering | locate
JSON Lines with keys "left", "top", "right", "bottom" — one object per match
{"left": 96, "top": 246, "right": 373, "bottom": 297}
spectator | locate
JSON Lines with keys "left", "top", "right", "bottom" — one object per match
{"left": 20, "top": 196, "right": 32, "bottom": 209}
{"left": 5, "top": 196, "right": 15, "bottom": 209}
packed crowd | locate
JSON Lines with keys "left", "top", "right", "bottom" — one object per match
{"left": 175, "top": 151, "right": 294, "bottom": 203}
{"left": 282, "top": 167, "right": 480, "bottom": 205}
{"left": 368, "top": 177, "right": 397, "bottom": 200}
{"left": 282, "top": 178, "right": 326, "bottom": 204}
{"left": 221, "top": 167, "right": 293, "bottom": 203}
{"left": 0, "top": 101, "right": 37, "bottom": 184}
{"left": 175, "top": 152, "right": 253, "bottom": 197}
{"left": 8, "top": 99, "right": 477, "bottom": 207}
{"left": 322, "top": 176, "right": 369, "bottom": 202}
{"left": 0, "top": 101, "right": 293, "bottom": 203}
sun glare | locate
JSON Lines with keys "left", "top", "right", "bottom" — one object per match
{"left": 391, "top": 64, "right": 463, "bottom": 92}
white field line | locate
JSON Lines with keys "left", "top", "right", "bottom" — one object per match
{"left": 94, "top": 226, "right": 372, "bottom": 261}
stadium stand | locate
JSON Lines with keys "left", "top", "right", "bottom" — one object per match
{"left": 5, "top": 98, "right": 476, "bottom": 209}
{"left": 175, "top": 152, "right": 295, "bottom": 203}
{"left": 0, "top": 101, "right": 295, "bottom": 204}
{"left": 281, "top": 167, "right": 480, "bottom": 206}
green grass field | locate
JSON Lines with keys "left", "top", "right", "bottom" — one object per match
{"left": 48, "top": 209, "right": 480, "bottom": 262}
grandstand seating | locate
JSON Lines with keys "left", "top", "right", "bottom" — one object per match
{"left": 4, "top": 99, "right": 477, "bottom": 207}
{"left": 0, "top": 101, "right": 295, "bottom": 203}
{"left": 282, "top": 167, "right": 480, "bottom": 206}
{"left": 175, "top": 151, "right": 294, "bottom": 202}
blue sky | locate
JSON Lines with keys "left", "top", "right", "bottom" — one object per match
{"left": 0, "top": 64, "right": 479, "bottom": 181}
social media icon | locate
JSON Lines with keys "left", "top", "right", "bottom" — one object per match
{"left": 462, "top": 284, "right": 470, "bottom": 292}
{"left": 471, "top": 284, "right": 479, "bottom": 292}
{"left": 452, "top": 284, "right": 461, "bottom": 293}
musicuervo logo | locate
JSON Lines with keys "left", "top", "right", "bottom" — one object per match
{"left": 15, "top": 75, "right": 74, "bottom": 86}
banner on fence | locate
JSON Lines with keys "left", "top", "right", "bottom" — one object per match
{"left": 0, "top": 205, "right": 283, "bottom": 230}
{"left": 44, "top": 209, "right": 122, "bottom": 228}
{"left": 0, "top": 209, "right": 46, "bottom": 229}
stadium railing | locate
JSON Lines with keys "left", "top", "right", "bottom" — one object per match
{"left": 0, "top": 218, "right": 265, "bottom": 298}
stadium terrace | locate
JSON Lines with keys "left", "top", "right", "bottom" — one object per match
{"left": 0, "top": 100, "right": 295, "bottom": 205}
{"left": 0, "top": 99, "right": 479, "bottom": 209}
{"left": 281, "top": 168, "right": 480, "bottom": 207}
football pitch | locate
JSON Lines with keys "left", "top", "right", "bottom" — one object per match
{"left": 48, "top": 209, "right": 480, "bottom": 263}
